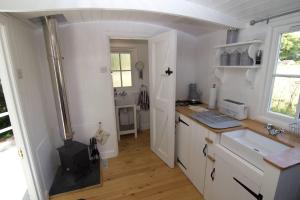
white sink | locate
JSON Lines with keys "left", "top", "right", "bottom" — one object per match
{"left": 221, "top": 129, "right": 290, "bottom": 171}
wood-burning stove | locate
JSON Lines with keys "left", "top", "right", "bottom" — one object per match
{"left": 58, "top": 140, "right": 90, "bottom": 174}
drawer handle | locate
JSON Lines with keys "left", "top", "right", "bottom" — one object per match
{"left": 207, "top": 155, "right": 215, "bottom": 162}
{"left": 210, "top": 168, "right": 215, "bottom": 181}
{"left": 179, "top": 117, "right": 189, "bottom": 126}
{"left": 233, "top": 177, "right": 263, "bottom": 200}
{"left": 202, "top": 144, "right": 207, "bottom": 157}
{"left": 205, "top": 137, "right": 213, "bottom": 144}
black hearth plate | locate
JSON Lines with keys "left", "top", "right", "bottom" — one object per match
{"left": 49, "top": 161, "right": 101, "bottom": 196}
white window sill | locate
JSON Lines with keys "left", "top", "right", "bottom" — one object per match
{"left": 255, "top": 114, "right": 294, "bottom": 130}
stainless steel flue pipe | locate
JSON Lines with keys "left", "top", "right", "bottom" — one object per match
{"left": 42, "top": 16, "right": 73, "bottom": 140}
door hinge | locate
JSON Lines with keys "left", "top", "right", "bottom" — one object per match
{"left": 233, "top": 177, "right": 263, "bottom": 200}
{"left": 179, "top": 117, "right": 189, "bottom": 126}
{"left": 177, "top": 158, "right": 187, "bottom": 170}
{"left": 18, "top": 148, "right": 24, "bottom": 159}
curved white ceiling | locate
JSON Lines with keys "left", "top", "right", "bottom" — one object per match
{"left": 1, "top": 0, "right": 245, "bottom": 37}
{"left": 5, "top": 0, "right": 299, "bottom": 37}
{"left": 12, "top": 9, "right": 231, "bottom": 36}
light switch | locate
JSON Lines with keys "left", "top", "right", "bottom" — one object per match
{"left": 17, "top": 69, "right": 23, "bottom": 79}
{"left": 100, "top": 67, "right": 107, "bottom": 73}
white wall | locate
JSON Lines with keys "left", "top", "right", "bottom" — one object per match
{"left": 176, "top": 31, "right": 198, "bottom": 100}
{"left": 57, "top": 21, "right": 169, "bottom": 158}
{"left": 44, "top": 20, "right": 198, "bottom": 158}
{"left": 110, "top": 39, "right": 150, "bottom": 130}
{"left": 196, "top": 24, "right": 269, "bottom": 118}
{"left": 2, "top": 14, "right": 59, "bottom": 199}
{"left": 195, "top": 13, "right": 300, "bottom": 123}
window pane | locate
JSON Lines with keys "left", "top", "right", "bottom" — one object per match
{"left": 0, "top": 81, "right": 8, "bottom": 113}
{"left": 276, "top": 31, "right": 300, "bottom": 75}
{"left": 111, "top": 53, "right": 120, "bottom": 71}
{"left": 112, "top": 71, "right": 121, "bottom": 87}
{"left": 120, "top": 53, "right": 131, "bottom": 70}
{"left": 270, "top": 77, "right": 300, "bottom": 117}
{"left": 121, "top": 71, "right": 132, "bottom": 87}
{"left": 0, "top": 115, "right": 11, "bottom": 129}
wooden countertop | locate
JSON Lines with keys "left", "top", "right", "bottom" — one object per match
{"left": 176, "top": 106, "right": 300, "bottom": 170}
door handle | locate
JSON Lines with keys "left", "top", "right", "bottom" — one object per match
{"left": 202, "top": 144, "right": 207, "bottom": 156}
{"left": 210, "top": 168, "right": 215, "bottom": 181}
{"left": 233, "top": 177, "right": 263, "bottom": 200}
{"left": 179, "top": 117, "right": 189, "bottom": 126}
{"left": 165, "top": 67, "right": 173, "bottom": 76}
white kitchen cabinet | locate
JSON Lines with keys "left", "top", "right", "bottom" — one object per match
{"left": 213, "top": 145, "right": 263, "bottom": 200}
{"left": 176, "top": 112, "right": 220, "bottom": 197}
{"left": 213, "top": 157, "right": 260, "bottom": 200}
{"left": 203, "top": 158, "right": 215, "bottom": 200}
{"left": 189, "top": 122, "right": 209, "bottom": 193}
{"left": 176, "top": 114, "right": 192, "bottom": 175}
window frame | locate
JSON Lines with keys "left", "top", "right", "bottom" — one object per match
{"left": 110, "top": 50, "right": 134, "bottom": 88}
{"left": 262, "top": 23, "right": 300, "bottom": 125}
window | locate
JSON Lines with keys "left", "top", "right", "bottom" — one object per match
{"left": 0, "top": 80, "right": 13, "bottom": 140}
{"left": 269, "top": 30, "right": 300, "bottom": 119}
{"left": 111, "top": 52, "right": 133, "bottom": 88}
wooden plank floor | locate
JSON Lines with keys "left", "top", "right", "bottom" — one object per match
{"left": 50, "top": 130, "right": 204, "bottom": 200}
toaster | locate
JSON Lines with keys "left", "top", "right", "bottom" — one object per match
{"left": 218, "top": 99, "right": 248, "bottom": 120}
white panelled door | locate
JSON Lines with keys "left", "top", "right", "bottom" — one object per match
{"left": 149, "top": 30, "right": 177, "bottom": 168}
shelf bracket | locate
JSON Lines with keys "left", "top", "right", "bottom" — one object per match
{"left": 245, "top": 68, "right": 256, "bottom": 88}
{"left": 214, "top": 68, "right": 224, "bottom": 83}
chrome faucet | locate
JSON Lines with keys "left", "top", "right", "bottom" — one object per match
{"left": 266, "top": 123, "right": 285, "bottom": 136}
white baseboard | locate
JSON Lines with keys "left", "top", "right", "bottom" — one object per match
{"left": 100, "top": 150, "right": 118, "bottom": 159}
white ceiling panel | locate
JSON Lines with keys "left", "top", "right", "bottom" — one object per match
{"left": 187, "top": 0, "right": 300, "bottom": 22}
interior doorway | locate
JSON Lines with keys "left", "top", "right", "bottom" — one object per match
{"left": 110, "top": 39, "right": 150, "bottom": 143}
{"left": 0, "top": 23, "right": 38, "bottom": 200}
{"left": 108, "top": 31, "right": 177, "bottom": 169}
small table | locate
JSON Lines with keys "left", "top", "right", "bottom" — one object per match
{"left": 115, "top": 104, "right": 137, "bottom": 140}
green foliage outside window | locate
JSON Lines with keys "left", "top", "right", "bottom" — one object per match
{"left": 270, "top": 31, "right": 300, "bottom": 117}
{"left": 280, "top": 33, "right": 300, "bottom": 63}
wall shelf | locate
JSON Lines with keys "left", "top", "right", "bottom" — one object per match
{"left": 214, "top": 40, "right": 263, "bottom": 48}
{"left": 216, "top": 65, "right": 261, "bottom": 69}
{"left": 214, "top": 40, "right": 263, "bottom": 87}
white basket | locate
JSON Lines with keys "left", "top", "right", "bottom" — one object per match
{"left": 289, "top": 122, "right": 300, "bottom": 137}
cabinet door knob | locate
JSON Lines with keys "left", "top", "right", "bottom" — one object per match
{"left": 205, "top": 137, "right": 213, "bottom": 144}
{"left": 202, "top": 144, "right": 207, "bottom": 156}
{"left": 207, "top": 154, "right": 215, "bottom": 162}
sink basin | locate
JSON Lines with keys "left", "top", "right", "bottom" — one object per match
{"left": 221, "top": 129, "right": 290, "bottom": 171}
